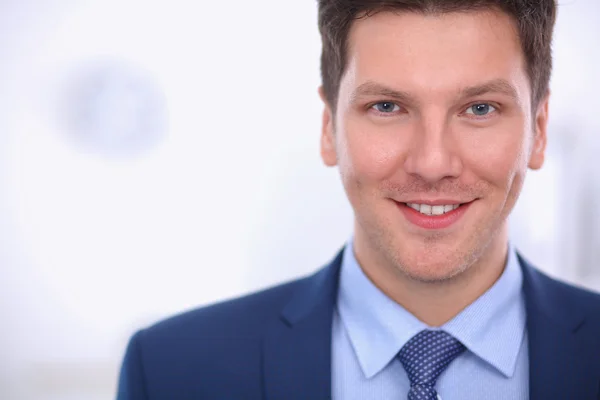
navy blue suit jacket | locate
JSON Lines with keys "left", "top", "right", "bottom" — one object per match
{"left": 117, "top": 249, "right": 600, "bottom": 399}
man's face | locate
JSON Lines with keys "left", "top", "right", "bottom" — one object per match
{"left": 320, "top": 10, "right": 548, "bottom": 282}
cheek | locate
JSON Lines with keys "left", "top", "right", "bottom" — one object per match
{"left": 463, "top": 126, "right": 529, "bottom": 190}
{"left": 337, "top": 117, "right": 403, "bottom": 184}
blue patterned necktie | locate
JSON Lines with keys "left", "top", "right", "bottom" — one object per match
{"left": 398, "top": 330, "right": 466, "bottom": 400}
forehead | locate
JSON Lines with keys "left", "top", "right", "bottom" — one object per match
{"left": 343, "top": 10, "right": 529, "bottom": 102}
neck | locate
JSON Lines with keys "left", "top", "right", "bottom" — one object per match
{"left": 353, "top": 228, "right": 509, "bottom": 327}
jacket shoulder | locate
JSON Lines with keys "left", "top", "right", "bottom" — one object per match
{"left": 528, "top": 265, "right": 600, "bottom": 325}
{"left": 141, "top": 274, "right": 312, "bottom": 354}
{"left": 122, "top": 274, "right": 311, "bottom": 398}
{"left": 148, "top": 276, "right": 306, "bottom": 338}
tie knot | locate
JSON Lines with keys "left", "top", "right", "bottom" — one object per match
{"left": 398, "top": 330, "right": 466, "bottom": 388}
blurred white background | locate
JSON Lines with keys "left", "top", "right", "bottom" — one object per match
{"left": 0, "top": 1, "right": 598, "bottom": 398}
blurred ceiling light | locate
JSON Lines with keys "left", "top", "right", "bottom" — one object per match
{"left": 61, "top": 59, "right": 167, "bottom": 158}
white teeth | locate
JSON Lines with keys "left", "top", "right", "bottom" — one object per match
{"left": 406, "top": 203, "right": 460, "bottom": 216}
{"left": 431, "top": 205, "right": 445, "bottom": 215}
{"left": 408, "top": 203, "right": 421, "bottom": 211}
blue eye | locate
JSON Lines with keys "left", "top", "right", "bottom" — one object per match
{"left": 372, "top": 102, "right": 400, "bottom": 113}
{"left": 466, "top": 103, "right": 497, "bottom": 116}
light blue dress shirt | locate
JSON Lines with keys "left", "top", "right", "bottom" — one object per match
{"left": 332, "top": 238, "right": 529, "bottom": 399}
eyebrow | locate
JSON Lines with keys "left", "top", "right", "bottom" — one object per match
{"left": 350, "top": 81, "right": 418, "bottom": 106}
{"left": 350, "top": 78, "right": 520, "bottom": 105}
{"left": 460, "top": 79, "right": 519, "bottom": 101}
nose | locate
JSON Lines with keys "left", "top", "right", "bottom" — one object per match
{"left": 403, "top": 117, "right": 462, "bottom": 183}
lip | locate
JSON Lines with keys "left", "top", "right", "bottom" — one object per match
{"left": 395, "top": 200, "right": 473, "bottom": 230}
{"left": 402, "top": 199, "right": 468, "bottom": 206}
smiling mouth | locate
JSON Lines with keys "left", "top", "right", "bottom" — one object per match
{"left": 394, "top": 200, "right": 473, "bottom": 230}
{"left": 403, "top": 202, "right": 465, "bottom": 216}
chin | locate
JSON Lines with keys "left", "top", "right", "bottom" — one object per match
{"left": 392, "top": 249, "right": 471, "bottom": 283}
{"left": 403, "top": 265, "right": 465, "bottom": 283}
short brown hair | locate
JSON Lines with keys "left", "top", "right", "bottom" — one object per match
{"left": 318, "top": 0, "right": 557, "bottom": 112}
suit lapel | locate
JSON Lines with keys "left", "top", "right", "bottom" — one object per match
{"left": 262, "top": 249, "right": 600, "bottom": 400}
{"left": 262, "top": 249, "right": 343, "bottom": 400}
{"left": 520, "top": 254, "right": 600, "bottom": 400}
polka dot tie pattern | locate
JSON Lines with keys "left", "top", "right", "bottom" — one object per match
{"left": 398, "top": 330, "right": 466, "bottom": 400}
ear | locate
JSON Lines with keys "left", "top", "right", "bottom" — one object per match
{"left": 528, "top": 92, "right": 550, "bottom": 170}
{"left": 318, "top": 86, "right": 338, "bottom": 167}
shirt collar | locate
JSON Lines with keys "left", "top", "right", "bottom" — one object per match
{"left": 336, "top": 237, "right": 526, "bottom": 379}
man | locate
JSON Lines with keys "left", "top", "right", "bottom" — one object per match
{"left": 117, "top": 1, "right": 600, "bottom": 399}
